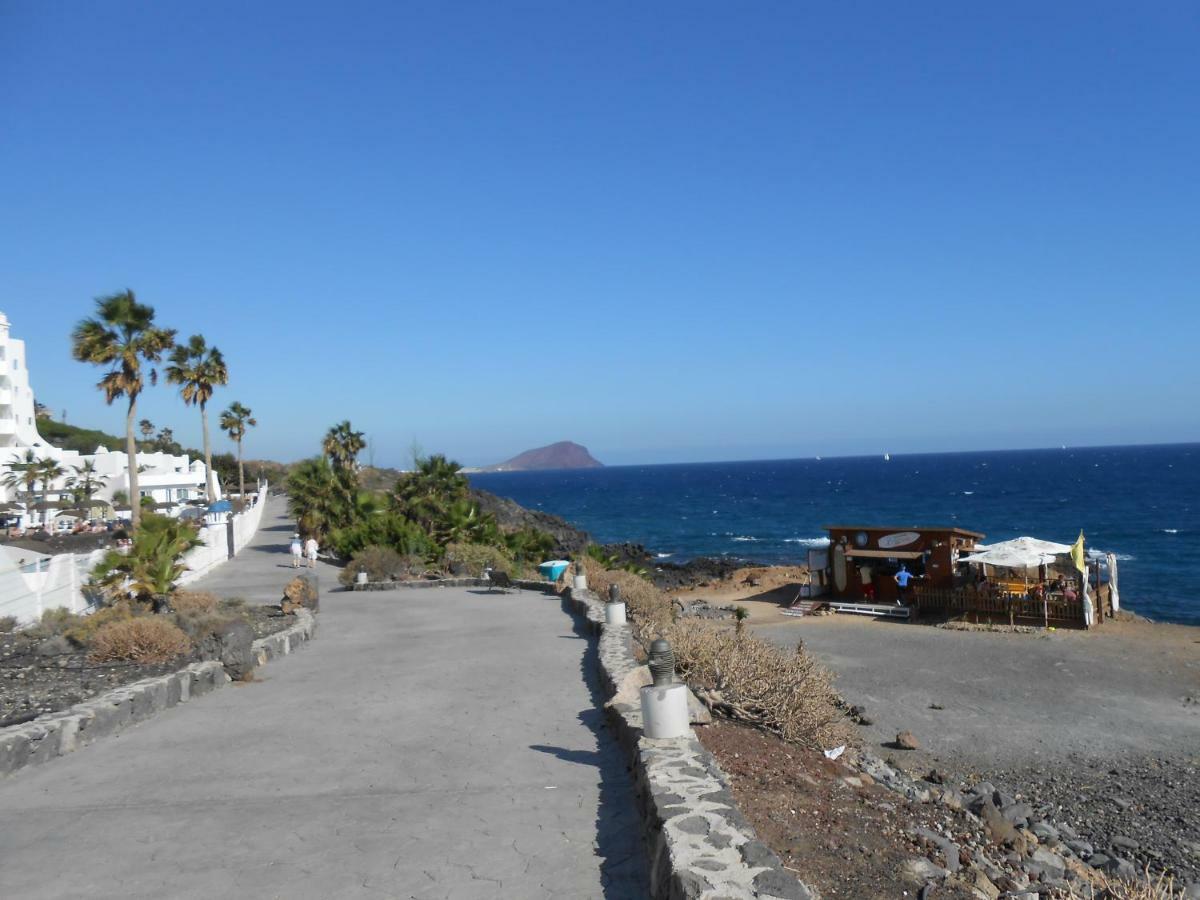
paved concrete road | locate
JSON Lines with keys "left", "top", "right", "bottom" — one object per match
{"left": 0, "top": 499, "right": 649, "bottom": 899}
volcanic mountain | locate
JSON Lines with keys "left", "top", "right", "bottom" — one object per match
{"left": 484, "top": 441, "right": 603, "bottom": 472}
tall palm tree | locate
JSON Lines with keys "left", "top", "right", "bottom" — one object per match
{"left": 138, "top": 418, "right": 155, "bottom": 444}
{"left": 165, "top": 334, "right": 228, "bottom": 503}
{"left": 322, "top": 421, "right": 366, "bottom": 474}
{"left": 156, "top": 426, "right": 175, "bottom": 452}
{"left": 219, "top": 401, "right": 256, "bottom": 503}
{"left": 2, "top": 450, "right": 44, "bottom": 527}
{"left": 71, "top": 291, "right": 176, "bottom": 529}
{"left": 66, "top": 459, "right": 110, "bottom": 511}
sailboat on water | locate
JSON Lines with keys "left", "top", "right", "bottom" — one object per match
{"left": 883, "top": 452, "right": 891, "bottom": 462}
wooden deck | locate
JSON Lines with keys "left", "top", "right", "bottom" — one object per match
{"left": 912, "top": 584, "right": 1113, "bottom": 628}
{"left": 785, "top": 599, "right": 911, "bottom": 620}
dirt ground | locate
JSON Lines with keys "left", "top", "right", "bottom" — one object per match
{"left": 699, "top": 719, "right": 977, "bottom": 899}
{"left": 0, "top": 605, "right": 297, "bottom": 726}
{"left": 680, "top": 569, "right": 1200, "bottom": 884}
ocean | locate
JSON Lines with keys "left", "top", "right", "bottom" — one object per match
{"left": 470, "top": 444, "right": 1200, "bottom": 626}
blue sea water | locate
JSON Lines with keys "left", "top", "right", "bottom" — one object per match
{"left": 470, "top": 444, "right": 1200, "bottom": 626}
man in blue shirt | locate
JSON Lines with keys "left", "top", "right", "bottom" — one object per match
{"left": 894, "top": 565, "right": 916, "bottom": 606}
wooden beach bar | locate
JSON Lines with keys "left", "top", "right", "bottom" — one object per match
{"left": 797, "top": 524, "right": 1116, "bottom": 629}
{"left": 824, "top": 524, "right": 984, "bottom": 605}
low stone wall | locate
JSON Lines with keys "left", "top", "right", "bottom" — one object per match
{"left": 563, "top": 586, "right": 813, "bottom": 900}
{"left": 0, "top": 608, "right": 316, "bottom": 778}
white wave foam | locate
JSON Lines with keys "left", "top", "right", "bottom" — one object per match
{"left": 783, "top": 537, "right": 831, "bottom": 547}
{"left": 731, "top": 536, "right": 759, "bottom": 542}
{"left": 1161, "top": 528, "right": 1179, "bottom": 534}
{"left": 656, "top": 552, "right": 673, "bottom": 559}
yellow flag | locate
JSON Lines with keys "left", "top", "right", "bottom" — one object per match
{"left": 1070, "top": 530, "right": 1086, "bottom": 575}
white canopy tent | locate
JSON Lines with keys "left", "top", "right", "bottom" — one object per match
{"left": 959, "top": 537, "right": 1074, "bottom": 569}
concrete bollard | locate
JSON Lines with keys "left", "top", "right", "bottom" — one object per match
{"left": 355, "top": 571, "right": 368, "bottom": 585}
{"left": 640, "top": 638, "right": 689, "bottom": 738}
{"left": 573, "top": 559, "right": 587, "bottom": 591}
{"left": 605, "top": 583, "right": 626, "bottom": 625}
{"left": 640, "top": 683, "right": 689, "bottom": 738}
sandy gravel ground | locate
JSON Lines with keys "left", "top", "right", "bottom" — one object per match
{"left": 679, "top": 576, "right": 1200, "bottom": 881}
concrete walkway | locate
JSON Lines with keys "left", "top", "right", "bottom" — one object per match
{"left": 0, "top": 498, "right": 649, "bottom": 899}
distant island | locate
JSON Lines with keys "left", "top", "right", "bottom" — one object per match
{"left": 480, "top": 441, "right": 603, "bottom": 472}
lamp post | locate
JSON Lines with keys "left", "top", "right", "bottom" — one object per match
{"left": 639, "top": 637, "right": 689, "bottom": 738}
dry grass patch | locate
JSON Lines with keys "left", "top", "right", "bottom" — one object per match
{"left": 88, "top": 617, "right": 192, "bottom": 664}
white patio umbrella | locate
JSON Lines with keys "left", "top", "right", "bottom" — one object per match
{"left": 959, "top": 537, "right": 1073, "bottom": 569}
{"left": 959, "top": 536, "right": 1075, "bottom": 627}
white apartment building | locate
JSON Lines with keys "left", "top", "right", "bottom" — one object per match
{"left": 0, "top": 311, "right": 219, "bottom": 529}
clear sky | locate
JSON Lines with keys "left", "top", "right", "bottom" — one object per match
{"left": 2, "top": 2, "right": 1197, "bottom": 467}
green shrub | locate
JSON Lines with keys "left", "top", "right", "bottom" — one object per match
{"left": 444, "top": 542, "right": 514, "bottom": 577}
{"left": 503, "top": 527, "right": 555, "bottom": 565}
{"left": 327, "top": 511, "right": 435, "bottom": 560}
{"left": 88, "top": 617, "right": 192, "bottom": 664}
{"left": 0, "top": 616, "right": 18, "bottom": 633}
{"left": 338, "top": 545, "right": 424, "bottom": 587}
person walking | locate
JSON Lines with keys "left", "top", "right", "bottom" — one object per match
{"left": 304, "top": 535, "right": 319, "bottom": 569}
{"left": 893, "top": 564, "right": 916, "bottom": 606}
{"left": 290, "top": 533, "right": 303, "bottom": 569}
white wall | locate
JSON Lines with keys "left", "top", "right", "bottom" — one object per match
{"left": 0, "top": 484, "right": 268, "bottom": 626}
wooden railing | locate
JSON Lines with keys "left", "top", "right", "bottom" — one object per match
{"left": 913, "top": 586, "right": 1087, "bottom": 627}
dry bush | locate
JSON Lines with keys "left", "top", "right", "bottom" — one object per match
{"left": 64, "top": 603, "right": 139, "bottom": 647}
{"left": 0, "top": 615, "right": 19, "bottom": 633}
{"left": 170, "top": 591, "right": 220, "bottom": 616}
{"left": 88, "top": 617, "right": 192, "bottom": 664}
{"left": 666, "top": 617, "right": 858, "bottom": 751}
{"left": 581, "top": 557, "right": 674, "bottom": 639}
{"left": 1092, "top": 871, "right": 1188, "bottom": 899}
{"left": 37, "top": 607, "right": 84, "bottom": 637}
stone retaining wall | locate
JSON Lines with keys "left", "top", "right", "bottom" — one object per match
{"left": 0, "top": 608, "right": 316, "bottom": 778}
{"left": 563, "top": 585, "right": 813, "bottom": 900}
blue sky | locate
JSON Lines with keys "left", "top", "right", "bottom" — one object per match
{"left": 2, "top": 2, "right": 1197, "bottom": 466}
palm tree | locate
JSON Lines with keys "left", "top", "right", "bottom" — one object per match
{"left": 138, "top": 419, "right": 155, "bottom": 444}
{"left": 66, "top": 460, "right": 110, "bottom": 511}
{"left": 2, "top": 450, "right": 44, "bottom": 527}
{"left": 36, "top": 459, "right": 67, "bottom": 527}
{"left": 90, "top": 513, "right": 202, "bottom": 611}
{"left": 71, "top": 291, "right": 176, "bottom": 529}
{"left": 287, "top": 456, "right": 351, "bottom": 542}
{"left": 155, "top": 426, "right": 175, "bottom": 453}
{"left": 322, "top": 421, "right": 366, "bottom": 474}
{"left": 165, "top": 334, "right": 228, "bottom": 503}
{"left": 218, "top": 401, "right": 256, "bottom": 503}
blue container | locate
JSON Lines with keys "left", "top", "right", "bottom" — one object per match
{"left": 537, "top": 559, "right": 571, "bottom": 582}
